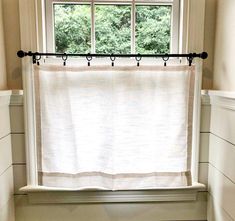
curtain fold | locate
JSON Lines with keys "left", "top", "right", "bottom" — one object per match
{"left": 34, "top": 64, "right": 195, "bottom": 190}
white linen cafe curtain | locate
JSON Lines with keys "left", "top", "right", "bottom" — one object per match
{"left": 34, "top": 63, "right": 195, "bottom": 190}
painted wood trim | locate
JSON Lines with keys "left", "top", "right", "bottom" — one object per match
{"left": 207, "top": 90, "right": 235, "bottom": 221}
{"left": 13, "top": 165, "right": 27, "bottom": 195}
{"left": 208, "top": 164, "right": 235, "bottom": 219}
{"left": 19, "top": 183, "right": 206, "bottom": 204}
{"left": 201, "top": 92, "right": 210, "bottom": 106}
{"left": 14, "top": 193, "right": 207, "bottom": 221}
{"left": 210, "top": 106, "right": 235, "bottom": 145}
{"left": 200, "top": 105, "right": 211, "bottom": 132}
{"left": 210, "top": 96, "right": 235, "bottom": 111}
{"left": 199, "top": 132, "right": 209, "bottom": 163}
{"left": 0, "top": 166, "right": 14, "bottom": 209}
{"left": 0, "top": 197, "right": 15, "bottom": 221}
{"left": 19, "top": 0, "right": 45, "bottom": 187}
{"left": 208, "top": 90, "right": 235, "bottom": 99}
{"left": 191, "top": 61, "right": 203, "bottom": 182}
{"left": 198, "top": 163, "right": 208, "bottom": 186}
{"left": 27, "top": 191, "right": 201, "bottom": 204}
{"left": 206, "top": 90, "right": 235, "bottom": 110}
{"left": 0, "top": 90, "right": 12, "bottom": 96}
{"left": 11, "top": 134, "right": 26, "bottom": 164}
{"left": 10, "top": 90, "right": 23, "bottom": 106}
{"left": 186, "top": 0, "right": 206, "bottom": 53}
{"left": 209, "top": 133, "right": 235, "bottom": 184}
{"left": 207, "top": 193, "right": 234, "bottom": 221}
{"left": 0, "top": 135, "right": 12, "bottom": 176}
{"left": 0, "top": 91, "right": 11, "bottom": 106}
{"left": 179, "top": 0, "right": 206, "bottom": 54}
{"left": 0, "top": 106, "right": 11, "bottom": 139}
{"left": 9, "top": 106, "right": 25, "bottom": 134}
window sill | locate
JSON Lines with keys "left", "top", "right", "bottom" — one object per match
{"left": 19, "top": 182, "right": 206, "bottom": 204}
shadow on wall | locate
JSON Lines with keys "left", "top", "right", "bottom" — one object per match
{"left": 2, "top": 0, "right": 22, "bottom": 89}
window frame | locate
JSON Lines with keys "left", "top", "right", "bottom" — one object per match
{"left": 19, "top": 0, "right": 206, "bottom": 194}
{"left": 45, "top": 0, "right": 180, "bottom": 54}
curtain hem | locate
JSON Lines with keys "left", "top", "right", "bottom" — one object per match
{"left": 39, "top": 171, "right": 192, "bottom": 190}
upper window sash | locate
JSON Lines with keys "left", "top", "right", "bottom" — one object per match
{"left": 48, "top": 0, "right": 174, "bottom": 3}
{"left": 45, "top": 0, "right": 180, "bottom": 54}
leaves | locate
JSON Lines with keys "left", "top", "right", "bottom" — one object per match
{"left": 54, "top": 4, "right": 91, "bottom": 53}
{"left": 136, "top": 6, "right": 171, "bottom": 54}
{"left": 95, "top": 5, "right": 131, "bottom": 54}
{"left": 54, "top": 4, "right": 171, "bottom": 54}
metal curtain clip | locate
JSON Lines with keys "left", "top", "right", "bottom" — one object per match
{"left": 136, "top": 54, "right": 142, "bottom": 67}
{"left": 86, "top": 53, "right": 92, "bottom": 66}
{"left": 162, "top": 54, "right": 169, "bottom": 67}
{"left": 62, "top": 53, "right": 68, "bottom": 66}
{"left": 187, "top": 54, "right": 193, "bottom": 66}
{"left": 35, "top": 53, "right": 41, "bottom": 66}
{"left": 110, "top": 54, "right": 116, "bottom": 66}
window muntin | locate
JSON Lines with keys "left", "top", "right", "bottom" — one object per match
{"left": 46, "top": 0, "right": 179, "bottom": 54}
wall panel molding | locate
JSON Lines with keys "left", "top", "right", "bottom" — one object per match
{"left": 0, "top": 90, "right": 15, "bottom": 221}
{"left": 15, "top": 192, "right": 207, "bottom": 221}
{"left": 0, "top": 135, "right": 12, "bottom": 176}
{"left": 207, "top": 90, "right": 235, "bottom": 221}
{"left": 209, "top": 133, "right": 235, "bottom": 184}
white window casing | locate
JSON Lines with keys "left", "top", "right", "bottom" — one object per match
{"left": 45, "top": 0, "right": 180, "bottom": 54}
{"left": 18, "top": 0, "right": 206, "bottom": 199}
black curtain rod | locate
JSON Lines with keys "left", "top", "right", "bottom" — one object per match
{"left": 17, "top": 50, "right": 208, "bottom": 59}
{"left": 17, "top": 50, "right": 208, "bottom": 66}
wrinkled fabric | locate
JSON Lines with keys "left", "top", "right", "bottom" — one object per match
{"left": 34, "top": 64, "right": 195, "bottom": 190}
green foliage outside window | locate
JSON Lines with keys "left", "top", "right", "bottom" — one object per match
{"left": 136, "top": 6, "right": 171, "bottom": 54}
{"left": 95, "top": 5, "right": 131, "bottom": 54}
{"left": 54, "top": 4, "right": 91, "bottom": 53}
{"left": 54, "top": 4, "right": 171, "bottom": 54}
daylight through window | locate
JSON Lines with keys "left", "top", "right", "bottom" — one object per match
{"left": 46, "top": 0, "right": 179, "bottom": 54}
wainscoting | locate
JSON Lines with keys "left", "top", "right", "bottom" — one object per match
{"left": 9, "top": 91, "right": 208, "bottom": 221}
{"left": 0, "top": 91, "right": 15, "bottom": 221}
{"left": 207, "top": 91, "right": 235, "bottom": 221}
{"left": 5, "top": 90, "right": 229, "bottom": 221}
{"left": 1, "top": 88, "right": 233, "bottom": 221}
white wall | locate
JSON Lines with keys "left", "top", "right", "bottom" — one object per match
{"left": 2, "top": 0, "right": 22, "bottom": 89}
{"left": 0, "top": 91, "right": 15, "bottom": 221}
{"left": 207, "top": 92, "right": 235, "bottom": 220}
{"left": 213, "top": 0, "right": 235, "bottom": 90}
{"left": 203, "top": 0, "right": 217, "bottom": 89}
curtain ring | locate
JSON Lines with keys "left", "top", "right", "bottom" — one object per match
{"left": 110, "top": 54, "right": 116, "bottom": 67}
{"left": 135, "top": 54, "right": 142, "bottom": 67}
{"left": 187, "top": 55, "right": 193, "bottom": 66}
{"left": 35, "top": 53, "right": 41, "bottom": 66}
{"left": 162, "top": 55, "right": 169, "bottom": 66}
{"left": 86, "top": 53, "right": 92, "bottom": 66}
{"left": 62, "top": 53, "right": 68, "bottom": 66}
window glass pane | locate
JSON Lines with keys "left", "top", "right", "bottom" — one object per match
{"left": 95, "top": 5, "right": 131, "bottom": 54}
{"left": 136, "top": 5, "right": 172, "bottom": 54}
{"left": 54, "top": 4, "right": 91, "bottom": 53}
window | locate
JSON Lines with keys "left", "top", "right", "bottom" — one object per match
{"left": 45, "top": 0, "right": 180, "bottom": 54}
{"left": 19, "top": 0, "right": 207, "bottom": 196}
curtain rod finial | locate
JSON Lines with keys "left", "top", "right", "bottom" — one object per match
{"left": 200, "top": 52, "right": 208, "bottom": 60}
{"left": 17, "top": 50, "right": 25, "bottom": 58}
